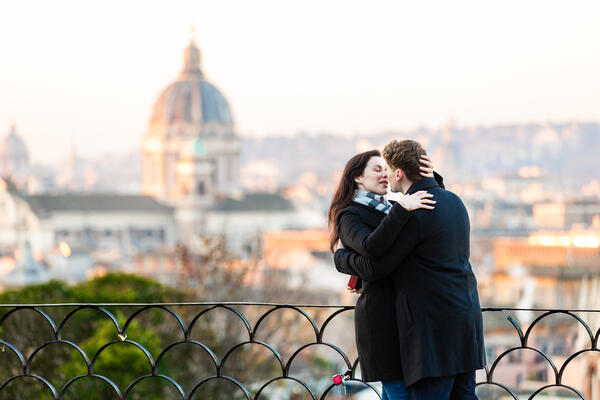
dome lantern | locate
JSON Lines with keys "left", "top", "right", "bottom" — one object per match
{"left": 9, "top": 122, "right": 17, "bottom": 138}
{"left": 181, "top": 39, "right": 203, "bottom": 78}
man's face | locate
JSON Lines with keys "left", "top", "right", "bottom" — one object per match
{"left": 386, "top": 167, "right": 403, "bottom": 193}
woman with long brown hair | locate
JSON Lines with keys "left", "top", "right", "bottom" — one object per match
{"left": 328, "top": 149, "right": 443, "bottom": 399}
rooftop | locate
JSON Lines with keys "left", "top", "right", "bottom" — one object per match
{"left": 213, "top": 193, "right": 293, "bottom": 212}
{"left": 23, "top": 194, "right": 174, "bottom": 215}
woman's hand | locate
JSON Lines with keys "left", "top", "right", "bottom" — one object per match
{"left": 419, "top": 155, "right": 434, "bottom": 178}
{"left": 347, "top": 286, "right": 363, "bottom": 294}
{"left": 398, "top": 190, "right": 436, "bottom": 211}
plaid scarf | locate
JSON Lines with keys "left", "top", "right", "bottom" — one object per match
{"left": 353, "top": 189, "right": 392, "bottom": 214}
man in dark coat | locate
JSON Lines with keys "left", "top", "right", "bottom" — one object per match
{"left": 335, "top": 139, "right": 485, "bottom": 399}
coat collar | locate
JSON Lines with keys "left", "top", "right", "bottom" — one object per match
{"left": 350, "top": 200, "right": 388, "bottom": 217}
{"left": 406, "top": 177, "right": 439, "bottom": 195}
{"left": 336, "top": 201, "right": 387, "bottom": 228}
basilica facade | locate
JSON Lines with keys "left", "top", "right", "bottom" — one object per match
{"left": 142, "top": 39, "right": 242, "bottom": 240}
{"left": 142, "top": 40, "right": 241, "bottom": 204}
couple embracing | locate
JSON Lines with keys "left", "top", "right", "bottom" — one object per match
{"left": 328, "top": 139, "right": 485, "bottom": 400}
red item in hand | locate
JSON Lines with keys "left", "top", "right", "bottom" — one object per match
{"left": 348, "top": 275, "right": 359, "bottom": 289}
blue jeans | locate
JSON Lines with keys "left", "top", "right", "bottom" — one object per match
{"left": 382, "top": 380, "right": 409, "bottom": 400}
{"left": 408, "top": 371, "right": 477, "bottom": 400}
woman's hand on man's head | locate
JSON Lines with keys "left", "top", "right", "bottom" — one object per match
{"left": 419, "top": 155, "right": 434, "bottom": 178}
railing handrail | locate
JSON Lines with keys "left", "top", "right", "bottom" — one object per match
{"left": 0, "top": 302, "right": 351, "bottom": 308}
{"left": 0, "top": 303, "right": 600, "bottom": 312}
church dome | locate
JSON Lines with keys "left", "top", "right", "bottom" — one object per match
{"left": 150, "top": 40, "right": 233, "bottom": 129}
{"left": 142, "top": 39, "right": 241, "bottom": 202}
{"left": 0, "top": 124, "right": 29, "bottom": 163}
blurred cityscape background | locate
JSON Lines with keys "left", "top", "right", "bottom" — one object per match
{"left": 1, "top": 1, "right": 600, "bottom": 398}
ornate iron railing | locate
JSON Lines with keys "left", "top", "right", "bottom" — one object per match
{"left": 0, "top": 303, "right": 599, "bottom": 399}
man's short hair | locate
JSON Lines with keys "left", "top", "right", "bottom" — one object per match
{"left": 382, "top": 139, "right": 426, "bottom": 182}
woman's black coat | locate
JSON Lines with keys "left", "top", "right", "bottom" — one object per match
{"left": 336, "top": 201, "right": 412, "bottom": 382}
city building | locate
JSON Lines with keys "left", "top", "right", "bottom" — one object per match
{"left": 0, "top": 177, "right": 176, "bottom": 286}
{"left": 139, "top": 38, "right": 321, "bottom": 253}
{"left": 433, "top": 119, "right": 464, "bottom": 184}
{"left": 490, "top": 229, "right": 600, "bottom": 308}
{"left": 534, "top": 201, "right": 600, "bottom": 229}
{"left": 142, "top": 38, "right": 241, "bottom": 241}
{"left": 1, "top": 241, "right": 50, "bottom": 289}
{"left": 0, "top": 123, "right": 30, "bottom": 189}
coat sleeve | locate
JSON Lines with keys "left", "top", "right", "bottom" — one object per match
{"left": 337, "top": 204, "right": 411, "bottom": 258}
{"left": 334, "top": 216, "right": 421, "bottom": 281}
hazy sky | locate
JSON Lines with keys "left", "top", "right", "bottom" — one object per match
{"left": 1, "top": 0, "right": 599, "bottom": 163}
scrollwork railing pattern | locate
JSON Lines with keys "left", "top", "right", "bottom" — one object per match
{"left": 0, "top": 303, "right": 599, "bottom": 399}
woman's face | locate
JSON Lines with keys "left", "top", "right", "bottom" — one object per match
{"left": 355, "top": 156, "right": 388, "bottom": 195}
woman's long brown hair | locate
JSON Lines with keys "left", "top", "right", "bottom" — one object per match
{"left": 328, "top": 150, "right": 381, "bottom": 252}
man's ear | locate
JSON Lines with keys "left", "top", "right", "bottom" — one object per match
{"left": 395, "top": 169, "right": 404, "bottom": 182}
